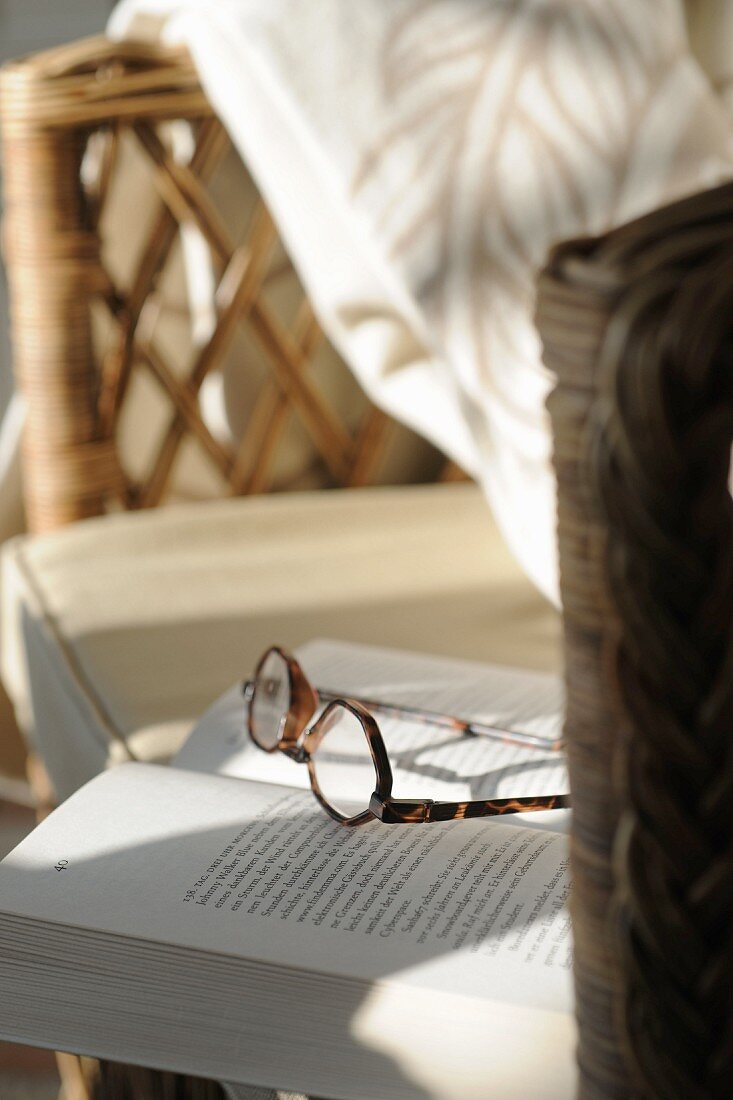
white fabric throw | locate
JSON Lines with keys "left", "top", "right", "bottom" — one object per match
{"left": 109, "top": 0, "right": 733, "bottom": 603}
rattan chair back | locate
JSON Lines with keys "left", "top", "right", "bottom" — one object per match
{"left": 0, "top": 36, "right": 445, "bottom": 533}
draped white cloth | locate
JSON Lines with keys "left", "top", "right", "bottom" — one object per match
{"left": 107, "top": 0, "right": 733, "bottom": 603}
{"left": 2, "top": 1, "right": 733, "bottom": 603}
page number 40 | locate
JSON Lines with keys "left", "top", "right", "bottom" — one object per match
{"left": 54, "top": 860, "right": 69, "bottom": 872}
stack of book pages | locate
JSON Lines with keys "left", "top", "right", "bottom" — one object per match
{"left": 0, "top": 640, "right": 574, "bottom": 1099}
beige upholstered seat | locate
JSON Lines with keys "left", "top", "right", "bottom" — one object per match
{"left": 1, "top": 482, "right": 559, "bottom": 801}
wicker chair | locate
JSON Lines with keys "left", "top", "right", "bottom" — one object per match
{"left": 1, "top": 32, "right": 732, "bottom": 1100}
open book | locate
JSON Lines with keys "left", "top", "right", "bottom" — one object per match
{"left": 0, "top": 640, "right": 574, "bottom": 1100}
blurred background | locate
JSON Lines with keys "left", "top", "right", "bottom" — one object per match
{"left": 0, "top": 0, "right": 116, "bottom": 797}
{"left": 0, "top": 10, "right": 115, "bottom": 1097}
{"left": 0, "top": 1, "right": 116, "bottom": 417}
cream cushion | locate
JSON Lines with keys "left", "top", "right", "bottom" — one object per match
{"left": 1, "top": 484, "right": 559, "bottom": 801}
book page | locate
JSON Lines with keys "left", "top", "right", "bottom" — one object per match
{"left": 0, "top": 763, "right": 572, "bottom": 1014}
{"left": 175, "top": 640, "right": 568, "bottom": 832}
{"left": 298, "top": 640, "right": 564, "bottom": 740}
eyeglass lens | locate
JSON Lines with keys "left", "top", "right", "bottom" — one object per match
{"left": 311, "top": 704, "right": 378, "bottom": 818}
{"left": 251, "top": 649, "right": 291, "bottom": 749}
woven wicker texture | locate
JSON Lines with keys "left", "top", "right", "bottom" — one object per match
{"left": 0, "top": 36, "right": 442, "bottom": 534}
{"left": 539, "top": 182, "right": 733, "bottom": 1098}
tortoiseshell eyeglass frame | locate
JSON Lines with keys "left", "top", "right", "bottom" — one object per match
{"left": 244, "top": 646, "right": 570, "bottom": 827}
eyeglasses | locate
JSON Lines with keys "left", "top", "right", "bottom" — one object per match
{"left": 243, "top": 646, "right": 570, "bottom": 826}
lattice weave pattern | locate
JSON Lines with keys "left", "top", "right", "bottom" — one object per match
{"left": 0, "top": 37, "right": 438, "bottom": 533}
{"left": 540, "top": 183, "right": 733, "bottom": 1099}
{"left": 594, "top": 188, "right": 733, "bottom": 1098}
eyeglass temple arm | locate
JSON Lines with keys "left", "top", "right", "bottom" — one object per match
{"left": 370, "top": 793, "right": 571, "bottom": 824}
{"left": 318, "top": 690, "right": 563, "bottom": 752}
{"left": 243, "top": 679, "right": 563, "bottom": 753}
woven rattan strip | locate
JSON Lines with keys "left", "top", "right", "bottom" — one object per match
{"left": 539, "top": 253, "right": 630, "bottom": 1099}
{"left": 538, "top": 181, "right": 733, "bottom": 1098}
{"left": 0, "top": 36, "right": 435, "bottom": 534}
